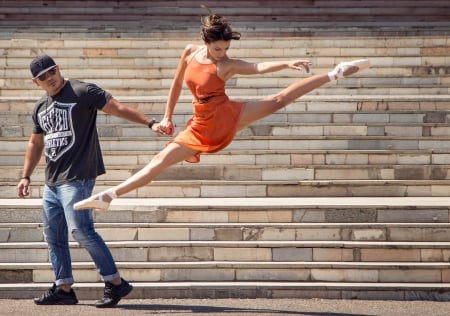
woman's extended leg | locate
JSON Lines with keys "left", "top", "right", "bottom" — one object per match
{"left": 75, "top": 59, "right": 370, "bottom": 211}
{"left": 74, "top": 142, "right": 198, "bottom": 210}
{"left": 237, "top": 59, "right": 370, "bottom": 130}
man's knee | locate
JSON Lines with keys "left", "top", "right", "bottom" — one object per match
{"left": 71, "top": 227, "right": 88, "bottom": 245}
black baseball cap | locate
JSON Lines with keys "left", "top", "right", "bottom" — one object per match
{"left": 30, "top": 54, "right": 57, "bottom": 79}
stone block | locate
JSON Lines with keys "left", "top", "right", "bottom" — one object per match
{"left": 214, "top": 248, "right": 271, "bottom": 261}
{"left": 272, "top": 247, "right": 312, "bottom": 261}
{"left": 325, "top": 208, "right": 377, "bottom": 223}
{"left": 0, "top": 269, "right": 32, "bottom": 283}
{"left": 8, "top": 227, "right": 44, "bottom": 242}
{"left": 380, "top": 269, "right": 441, "bottom": 282}
{"left": 351, "top": 229, "right": 386, "bottom": 241}
{"left": 94, "top": 210, "right": 133, "bottom": 223}
{"left": 378, "top": 209, "right": 448, "bottom": 223}
{"left": 243, "top": 228, "right": 295, "bottom": 241}
{"left": 0, "top": 209, "right": 42, "bottom": 226}
{"left": 0, "top": 249, "right": 47, "bottom": 263}
{"left": 138, "top": 228, "right": 190, "bottom": 241}
{"left": 236, "top": 268, "right": 310, "bottom": 281}
{"left": 166, "top": 210, "right": 228, "bottom": 223}
{"left": 255, "top": 154, "right": 290, "bottom": 165}
{"left": 262, "top": 168, "right": 314, "bottom": 181}
{"left": 215, "top": 228, "right": 243, "bottom": 241}
{"left": 139, "top": 185, "right": 201, "bottom": 198}
{"left": 191, "top": 228, "right": 215, "bottom": 241}
{"left": 296, "top": 228, "right": 341, "bottom": 241}
{"left": 109, "top": 247, "right": 148, "bottom": 262}
{"left": 293, "top": 209, "right": 326, "bottom": 223}
{"left": 421, "top": 249, "right": 443, "bottom": 262}
{"left": 324, "top": 125, "right": 367, "bottom": 136}
{"left": 201, "top": 185, "right": 266, "bottom": 198}
{"left": 95, "top": 228, "right": 137, "bottom": 241}
{"left": 361, "top": 249, "right": 420, "bottom": 262}
{"left": 442, "top": 269, "right": 450, "bottom": 282}
{"left": 315, "top": 169, "right": 369, "bottom": 180}
{"left": 311, "top": 269, "right": 378, "bottom": 282}
{"left": 229, "top": 210, "right": 292, "bottom": 223}
{"left": 326, "top": 153, "right": 368, "bottom": 165}
{"left": 162, "top": 268, "right": 234, "bottom": 281}
{"left": 0, "top": 229, "right": 10, "bottom": 242}
{"left": 313, "top": 248, "right": 354, "bottom": 261}
{"left": 149, "top": 247, "right": 212, "bottom": 262}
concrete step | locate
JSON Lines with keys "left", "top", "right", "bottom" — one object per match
{"left": 5, "top": 107, "right": 448, "bottom": 128}
{"left": 1, "top": 0, "right": 449, "bottom": 42}
{"left": 1, "top": 36, "right": 448, "bottom": 97}
{"left": 3, "top": 163, "right": 450, "bottom": 183}
{"left": 1, "top": 261, "right": 450, "bottom": 284}
{"left": 4, "top": 134, "right": 450, "bottom": 153}
{"left": 2, "top": 95, "right": 450, "bottom": 114}
{"left": 2, "top": 179, "right": 450, "bottom": 198}
{"left": 2, "top": 222, "right": 450, "bottom": 243}
{"left": 1, "top": 197, "right": 449, "bottom": 223}
{"left": 1, "top": 239, "right": 450, "bottom": 263}
{"left": 2, "top": 149, "right": 449, "bottom": 168}
{"left": 6, "top": 121, "right": 450, "bottom": 140}
{"left": 1, "top": 196, "right": 450, "bottom": 299}
{"left": 1, "top": 77, "right": 447, "bottom": 98}
{"left": 1, "top": 281, "right": 449, "bottom": 300}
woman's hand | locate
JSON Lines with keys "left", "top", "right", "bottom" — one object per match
{"left": 156, "top": 118, "right": 175, "bottom": 136}
{"left": 288, "top": 60, "right": 312, "bottom": 73}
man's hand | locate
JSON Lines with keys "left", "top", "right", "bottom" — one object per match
{"left": 17, "top": 178, "right": 30, "bottom": 198}
{"left": 155, "top": 118, "right": 175, "bottom": 136}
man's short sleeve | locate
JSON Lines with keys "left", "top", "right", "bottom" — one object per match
{"left": 86, "top": 82, "right": 112, "bottom": 110}
{"left": 31, "top": 100, "right": 45, "bottom": 134}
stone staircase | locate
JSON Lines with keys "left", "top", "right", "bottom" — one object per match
{"left": 1, "top": 197, "right": 450, "bottom": 300}
{"left": 1, "top": 0, "right": 450, "bottom": 301}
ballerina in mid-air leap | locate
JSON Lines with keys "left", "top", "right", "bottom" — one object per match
{"left": 75, "top": 9, "right": 370, "bottom": 211}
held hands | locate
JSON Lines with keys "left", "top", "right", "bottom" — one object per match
{"left": 155, "top": 118, "right": 175, "bottom": 136}
{"left": 288, "top": 59, "right": 312, "bottom": 73}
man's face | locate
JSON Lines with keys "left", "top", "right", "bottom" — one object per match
{"left": 32, "top": 65, "right": 65, "bottom": 96}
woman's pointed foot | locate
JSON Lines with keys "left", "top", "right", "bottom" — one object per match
{"left": 74, "top": 190, "right": 116, "bottom": 211}
{"left": 328, "top": 59, "right": 370, "bottom": 80}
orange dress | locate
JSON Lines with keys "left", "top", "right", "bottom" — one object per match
{"left": 171, "top": 53, "right": 244, "bottom": 163}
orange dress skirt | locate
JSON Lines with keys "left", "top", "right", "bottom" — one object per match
{"left": 173, "top": 95, "right": 244, "bottom": 163}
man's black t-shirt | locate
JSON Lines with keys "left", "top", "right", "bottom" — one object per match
{"left": 32, "top": 79, "right": 111, "bottom": 185}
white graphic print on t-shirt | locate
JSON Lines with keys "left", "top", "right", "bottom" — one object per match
{"left": 38, "top": 101, "right": 76, "bottom": 162}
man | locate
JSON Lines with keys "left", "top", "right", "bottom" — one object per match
{"left": 16, "top": 54, "right": 160, "bottom": 308}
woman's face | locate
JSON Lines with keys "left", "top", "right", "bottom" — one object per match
{"left": 206, "top": 40, "right": 230, "bottom": 61}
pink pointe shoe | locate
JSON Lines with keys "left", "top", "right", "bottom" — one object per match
{"left": 74, "top": 190, "right": 116, "bottom": 211}
{"left": 328, "top": 59, "right": 370, "bottom": 80}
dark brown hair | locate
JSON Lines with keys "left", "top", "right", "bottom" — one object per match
{"left": 200, "top": 9, "right": 241, "bottom": 43}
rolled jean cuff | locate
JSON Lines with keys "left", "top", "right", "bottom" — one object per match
{"left": 101, "top": 271, "right": 120, "bottom": 282}
{"left": 55, "top": 277, "right": 74, "bottom": 287}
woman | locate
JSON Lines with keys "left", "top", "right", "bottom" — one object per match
{"left": 75, "top": 12, "right": 369, "bottom": 211}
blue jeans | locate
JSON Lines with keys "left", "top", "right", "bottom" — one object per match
{"left": 42, "top": 179, "right": 120, "bottom": 286}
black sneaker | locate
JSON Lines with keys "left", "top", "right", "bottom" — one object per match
{"left": 95, "top": 278, "right": 133, "bottom": 308}
{"left": 34, "top": 283, "right": 79, "bottom": 305}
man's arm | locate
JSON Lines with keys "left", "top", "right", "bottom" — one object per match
{"left": 102, "top": 97, "right": 163, "bottom": 133}
{"left": 17, "top": 133, "right": 44, "bottom": 198}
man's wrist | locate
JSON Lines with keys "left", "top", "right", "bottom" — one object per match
{"left": 21, "top": 176, "right": 30, "bottom": 181}
{"left": 148, "top": 118, "right": 156, "bottom": 129}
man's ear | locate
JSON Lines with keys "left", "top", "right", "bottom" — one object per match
{"left": 32, "top": 78, "right": 39, "bottom": 86}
